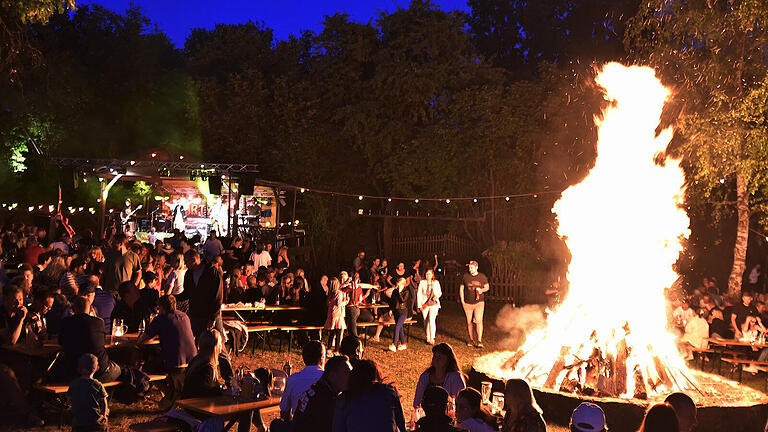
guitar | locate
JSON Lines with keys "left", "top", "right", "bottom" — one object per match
{"left": 120, "top": 204, "right": 143, "bottom": 225}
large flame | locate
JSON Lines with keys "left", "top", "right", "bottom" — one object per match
{"left": 478, "top": 63, "right": 694, "bottom": 399}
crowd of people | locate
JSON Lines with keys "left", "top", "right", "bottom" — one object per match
{"left": 670, "top": 275, "right": 768, "bottom": 371}
{"left": 0, "top": 215, "right": 712, "bottom": 432}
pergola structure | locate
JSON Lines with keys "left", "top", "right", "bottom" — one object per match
{"left": 51, "top": 157, "right": 302, "bottom": 239}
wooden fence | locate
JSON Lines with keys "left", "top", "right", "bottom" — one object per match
{"left": 390, "top": 234, "right": 546, "bottom": 305}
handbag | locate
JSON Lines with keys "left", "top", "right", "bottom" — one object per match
{"left": 424, "top": 282, "right": 438, "bottom": 307}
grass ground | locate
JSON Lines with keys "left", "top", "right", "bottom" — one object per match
{"left": 5, "top": 302, "right": 767, "bottom": 431}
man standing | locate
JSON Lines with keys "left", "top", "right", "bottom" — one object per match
{"left": 202, "top": 231, "right": 224, "bottom": 263}
{"left": 459, "top": 260, "right": 489, "bottom": 348}
{"left": 177, "top": 250, "right": 223, "bottom": 337}
{"left": 102, "top": 234, "right": 141, "bottom": 294}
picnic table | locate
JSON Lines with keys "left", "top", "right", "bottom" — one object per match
{"left": 1, "top": 333, "right": 158, "bottom": 359}
{"left": 176, "top": 395, "right": 281, "bottom": 431}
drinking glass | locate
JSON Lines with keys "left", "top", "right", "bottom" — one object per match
{"left": 492, "top": 392, "right": 505, "bottom": 415}
{"left": 272, "top": 376, "right": 286, "bottom": 396}
{"left": 481, "top": 381, "right": 492, "bottom": 405}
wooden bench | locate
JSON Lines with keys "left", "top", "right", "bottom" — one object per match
{"left": 274, "top": 326, "right": 325, "bottom": 353}
{"left": 36, "top": 374, "right": 168, "bottom": 394}
{"left": 129, "top": 420, "right": 181, "bottom": 432}
{"left": 688, "top": 346, "right": 714, "bottom": 370}
{"left": 720, "top": 358, "right": 768, "bottom": 382}
{"left": 244, "top": 325, "right": 278, "bottom": 355}
{"left": 358, "top": 318, "right": 417, "bottom": 345}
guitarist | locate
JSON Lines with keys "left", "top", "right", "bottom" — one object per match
{"left": 120, "top": 199, "right": 139, "bottom": 233}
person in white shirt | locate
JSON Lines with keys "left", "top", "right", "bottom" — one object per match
{"left": 673, "top": 301, "right": 695, "bottom": 325}
{"left": 249, "top": 242, "right": 272, "bottom": 270}
{"left": 680, "top": 309, "right": 709, "bottom": 360}
{"left": 416, "top": 269, "right": 442, "bottom": 345}
{"left": 279, "top": 340, "right": 325, "bottom": 421}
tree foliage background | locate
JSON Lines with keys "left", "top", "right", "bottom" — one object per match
{"left": 2, "top": 0, "right": 767, "bottom": 289}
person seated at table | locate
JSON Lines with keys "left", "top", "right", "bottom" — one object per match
{"left": 89, "top": 275, "right": 115, "bottom": 334}
{"left": 339, "top": 335, "right": 363, "bottom": 369}
{"left": 139, "top": 271, "right": 161, "bottom": 312}
{"left": 241, "top": 274, "right": 266, "bottom": 304}
{"left": 181, "top": 329, "right": 255, "bottom": 432}
{"left": 139, "top": 295, "right": 197, "bottom": 371}
{"left": 332, "top": 359, "right": 406, "bottom": 432}
{"left": 111, "top": 281, "right": 152, "bottom": 333}
{"left": 502, "top": 379, "right": 546, "bottom": 432}
{"left": 25, "top": 290, "right": 55, "bottom": 344}
{"left": 289, "top": 355, "right": 352, "bottom": 432}
{"left": 679, "top": 308, "right": 709, "bottom": 361}
{"left": 226, "top": 268, "right": 246, "bottom": 303}
{"left": 413, "top": 386, "right": 463, "bottom": 432}
{"left": 68, "top": 353, "right": 109, "bottom": 432}
{"left": 456, "top": 387, "right": 498, "bottom": 432}
{"left": 280, "top": 340, "right": 326, "bottom": 421}
{"left": 59, "top": 296, "right": 122, "bottom": 382}
{"left": 0, "top": 285, "right": 27, "bottom": 344}
{"left": 413, "top": 343, "right": 466, "bottom": 413}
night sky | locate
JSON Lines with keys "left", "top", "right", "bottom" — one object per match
{"left": 85, "top": 0, "right": 471, "bottom": 47}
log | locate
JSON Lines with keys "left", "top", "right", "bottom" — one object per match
{"left": 544, "top": 347, "right": 570, "bottom": 389}
{"left": 614, "top": 339, "right": 628, "bottom": 395}
{"left": 652, "top": 356, "right": 674, "bottom": 389}
{"left": 633, "top": 368, "right": 647, "bottom": 400}
{"left": 503, "top": 350, "right": 527, "bottom": 370}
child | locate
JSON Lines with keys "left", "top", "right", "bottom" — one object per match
{"left": 68, "top": 353, "right": 109, "bottom": 431}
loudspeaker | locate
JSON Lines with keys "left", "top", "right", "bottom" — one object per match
{"left": 208, "top": 176, "right": 222, "bottom": 195}
{"left": 239, "top": 174, "right": 255, "bottom": 195}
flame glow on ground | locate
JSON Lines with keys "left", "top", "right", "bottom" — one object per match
{"left": 477, "top": 63, "right": 695, "bottom": 399}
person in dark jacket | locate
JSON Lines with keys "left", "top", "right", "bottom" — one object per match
{"left": 59, "top": 296, "right": 122, "bottom": 382}
{"left": 176, "top": 250, "right": 232, "bottom": 386}
{"left": 384, "top": 277, "right": 412, "bottom": 352}
{"left": 139, "top": 295, "right": 197, "bottom": 371}
{"left": 414, "top": 386, "right": 465, "bottom": 432}
{"left": 332, "top": 359, "right": 406, "bottom": 432}
{"left": 290, "top": 355, "right": 352, "bottom": 432}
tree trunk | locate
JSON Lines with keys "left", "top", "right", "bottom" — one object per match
{"left": 727, "top": 173, "right": 749, "bottom": 296}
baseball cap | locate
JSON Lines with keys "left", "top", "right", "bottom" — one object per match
{"left": 467, "top": 260, "right": 479, "bottom": 267}
{"left": 571, "top": 402, "right": 607, "bottom": 432}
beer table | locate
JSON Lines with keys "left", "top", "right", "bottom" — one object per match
{"left": 176, "top": 395, "right": 281, "bottom": 431}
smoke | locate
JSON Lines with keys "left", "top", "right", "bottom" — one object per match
{"left": 494, "top": 304, "right": 548, "bottom": 350}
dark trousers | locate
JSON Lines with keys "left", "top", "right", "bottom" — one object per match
{"left": 95, "top": 360, "right": 122, "bottom": 383}
{"left": 327, "top": 328, "right": 342, "bottom": 350}
{"left": 392, "top": 309, "right": 408, "bottom": 345}
{"left": 345, "top": 305, "right": 360, "bottom": 337}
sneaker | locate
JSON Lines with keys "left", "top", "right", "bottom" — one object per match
{"left": 389, "top": 344, "right": 397, "bottom": 352}
{"left": 398, "top": 344, "right": 407, "bottom": 351}
{"left": 467, "top": 340, "right": 475, "bottom": 346}
{"left": 476, "top": 342, "right": 484, "bottom": 349}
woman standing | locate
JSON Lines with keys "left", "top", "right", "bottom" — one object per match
{"left": 417, "top": 269, "right": 442, "bottom": 345}
{"left": 276, "top": 246, "right": 290, "bottom": 270}
{"left": 502, "top": 379, "right": 546, "bottom": 432}
{"left": 324, "top": 278, "right": 348, "bottom": 351}
{"left": 412, "top": 343, "right": 466, "bottom": 411}
{"left": 384, "top": 276, "right": 412, "bottom": 352}
{"left": 456, "top": 388, "right": 499, "bottom": 432}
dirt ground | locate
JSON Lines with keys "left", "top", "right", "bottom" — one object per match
{"left": 3, "top": 302, "right": 765, "bottom": 431}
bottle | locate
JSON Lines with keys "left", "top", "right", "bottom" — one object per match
{"left": 138, "top": 319, "right": 145, "bottom": 336}
{"left": 275, "top": 291, "right": 281, "bottom": 306}
{"left": 283, "top": 360, "right": 292, "bottom": 376}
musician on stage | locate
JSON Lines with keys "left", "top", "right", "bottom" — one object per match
{"left": 120, "top": 199, "right": 135, "bottom": 233}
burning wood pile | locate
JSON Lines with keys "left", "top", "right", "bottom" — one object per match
{"left": 477, "top": 63, "right": 700, "bottom": 401}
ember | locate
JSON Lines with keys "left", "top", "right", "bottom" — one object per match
{"left": 475, "top": 63, "right": 753, "bottom": 401}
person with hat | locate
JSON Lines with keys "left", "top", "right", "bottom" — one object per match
{"left": 413, "top": 386, "right": 464, "bottom": 432}
{"left": 569, "top": 402, "right": 607, "bottom": 432}
{"left": 459, "top": 260, "right": 490, "bottom": 348}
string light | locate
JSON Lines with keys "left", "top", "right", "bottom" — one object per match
{"left": 358, "top": 195, "right": 364, "bottom": 200}
{"left": 445, "top": 199, "right": 450, "bottom": 203}
{"left": 505, "top": 196, "right": 510, "bottom": 201}
{"left": 473, "top": 198, "right": 478, "bottom": 203}
{"left": 414, "top": 199, "right": 419, "bottom": 203}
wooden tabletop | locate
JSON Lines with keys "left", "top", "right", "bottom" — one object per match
{"left": 704, "top": 337, "right": 768, "bottom": 348}
{"left": 1, "top": 342, "right": 61, "bottom": 358}
{"left": 222, "top": 305, "right": 303, "bottom": 312}
{"left": 106, "top": 333, "right": 159, "bottom": 348}
{"left": 176, "top": 396, "right": 281, "bottom": 418}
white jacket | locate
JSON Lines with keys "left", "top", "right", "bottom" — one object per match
{"left": 416, "top": 279, "right": 442, "bottom": 310}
